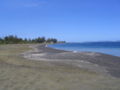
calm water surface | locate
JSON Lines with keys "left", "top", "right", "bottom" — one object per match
{"left": 48, "top": 42, "right": 120, "bottom": 57}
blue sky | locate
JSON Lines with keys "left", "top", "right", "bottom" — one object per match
{"left": 0, "top": 0, "right": 120, "bottom": 42}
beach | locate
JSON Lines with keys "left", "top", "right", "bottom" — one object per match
{"left": 1, "top": 44, "right": 120, "bottom": 90}
{"left": 1, "top": 0, "right": 120, "bottom": 89}
{"left": 24, "top": 44, "right": 120, "bottom": 78}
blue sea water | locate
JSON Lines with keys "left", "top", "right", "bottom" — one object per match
{"left": 48, "top": 42, "right": 120, "bottom": 57}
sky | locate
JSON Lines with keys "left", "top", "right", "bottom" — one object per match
{"left": 0, "top": 0, "right": 120, "bottom": 42}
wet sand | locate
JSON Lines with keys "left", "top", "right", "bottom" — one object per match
{"left": 23, "top": 44, "right": 120, "bottom": 78}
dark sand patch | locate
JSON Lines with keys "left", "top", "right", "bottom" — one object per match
{"left": 24, "top": 44, "right": 120, "bottom": 78}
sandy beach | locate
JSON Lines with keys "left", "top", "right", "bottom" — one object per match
{"left": 24, "top": 44, "right": 120, "bottom": 78}
{"left": 1, "top": 44, "right": 120, "bottom": 90}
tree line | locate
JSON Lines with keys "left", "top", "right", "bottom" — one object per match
{"left": 0, "top": 35, "right": 59, "bottom": 44}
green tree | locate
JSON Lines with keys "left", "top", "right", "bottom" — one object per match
{"left": 46, "top": 38, "right": 57, "bottom": 43}
{"left": 4, "top": 35, "right": 22, "bottom": 44}
{"left": 0, "top": 38, "right": 4, "bottom": 44}
{"left": 34, "top": 37, "right": 46, "bottom": 43}
{"left": 0, "top": 35, "right": 59, "bottom": 44}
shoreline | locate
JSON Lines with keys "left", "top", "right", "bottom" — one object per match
{"left": 48, "top": 43, "right": 120, "bottom": 57}
{"left": 23, "top": 44, "right": 120, "bottom": 78}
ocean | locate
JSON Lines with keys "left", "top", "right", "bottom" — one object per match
{"left": 48, "top": 42, "right": 120, "bottom": 57}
